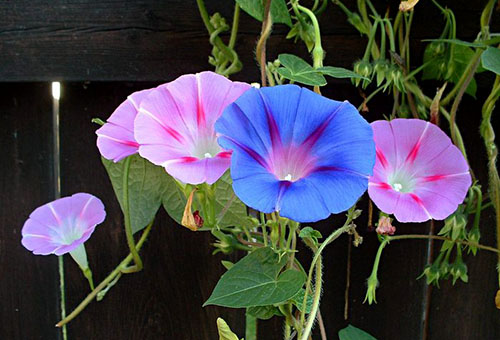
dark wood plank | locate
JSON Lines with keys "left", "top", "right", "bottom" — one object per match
{"left": 59, "top": 82, "right": 246, "bottom": 339}
{"left": 0, "top": 0, "right": 494, "bottom": 81}
{"left": 428, "top": 94, "right": 500, "bottom": 340}
{"left": 0, "top": 83, "right": 60, "bottom": 339}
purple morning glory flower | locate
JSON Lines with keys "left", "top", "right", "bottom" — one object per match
{"left": 368, "top": 119, "right": 471, "bottom": 222}
{"left": 215, "top": 85, "right": 375, "bottom": 223}
{"left": 21, "top": 193, "right": 105, "bottom": 267}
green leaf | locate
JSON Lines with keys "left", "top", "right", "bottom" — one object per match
{"left": 424, "top": 37, "right": 500, "bottom": 48}
{"left": 161, "top": 177, "right": 187, "bottom": 225}
{"left": 246, "top": 305, "right": 282, "bottom": 320}
{"left": 216, "top": 318, "right": 241, "bottom": 340}
{"left": 204, "top": 247, "right": 306, "bottom": 308}
{"left": 235, "top": 0, "right": 292, "bottom": 27}
{"left": 422, "top": 38, "right": 486, "bottom": 48}
{"left": 481, "top": 47, "right": 500, "bottom": 75}
{"left": 221, "top": 260, "right": 234, "bottom": 270}
{"left": 317, "top": 66, "right": 368, "bottom": 80}
{"left": 277, "top": 54, "right": 327, "bottom": 86}
{"left": 289, "top": 289, "right": 313, "bottom": 313}
{"left": 422, "top": 44, "right": 478, "bottom": 97}
{"left": 339, "top": 325, "right": 377, "bottom": 340}
{"left": 102, "top": 154, "right": 170, "bottom": 234}
{"left": 215, "top": 172, "right": 248, "bottom": 228}
{"left": 298, "top": 226, "right": 322, "bottom": 247}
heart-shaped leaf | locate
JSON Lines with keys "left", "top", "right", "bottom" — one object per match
{"left": 102, "top": 154, "right": 171, "bottom": 234}
{"left": 277, "top": 54, "right": 327, "bottom": 86}
{"left": 215, "top": 171, "right": 248, "bottom": 228}
{"left": 204, "top": 247, "right": 306, "bottom": 308}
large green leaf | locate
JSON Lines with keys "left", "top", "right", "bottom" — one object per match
{"left": 277, "top": 54, "right": 327, "bottom": 86}
{"left": 204, "top": 247, "right": 306, "bottom": 308}
{"left": 317, "top": 66, "right": 368, "bottom": 80}
{"left": 236, "top": 0, "right": 291, "bottom": 27}
{"left": 481, "top": 47, "right": 500, "bottom": 75}
{"left": 215, "top": 172, "right": 247, "bottom": 228}
{"left": 161, "top": 176, "right": 187, "bottom": 225}
{"left": 339, "top": 325, "right": 377, "bottom": 340}
{"left": 102, "top": 154, "right": 170, "bottom": 234}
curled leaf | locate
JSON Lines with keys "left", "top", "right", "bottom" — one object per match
{"left": 430, "top": 83, "right": 447, "bottom": 125}
{"left": 216, "top": 318, "right": 241, "bottom": 340}
{"left": 181, "top": 188, "right": 200, "bottom": 231}
{"left": 399, "top": 0, "right": 420, "bottom": 12}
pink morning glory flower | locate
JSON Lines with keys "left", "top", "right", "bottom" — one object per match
{"left": 368, "top": 119, "right": 471, "bottom": 223}
{"left": 21, "top": 193, "right": 105, "bottom": 270}
{"left": 134, "top": 71, "right": 251, "bottom": 184}
{"left": 96, "top": 88, "right": 153, "bottom": 162}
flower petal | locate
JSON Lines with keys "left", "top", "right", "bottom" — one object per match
{"left": 164, "top": 153, "right": 232, "bottom": 185}
{"left": 21, "top": 193, "right": 106, "bottom": 256}
{"left": 96, "top": 89, "right": 152, "bottom": 162}
{"left": 135, "top": 72, "right": 250, "bottom": 184}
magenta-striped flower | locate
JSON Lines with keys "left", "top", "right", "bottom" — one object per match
{"left": 96, "top": 88, "right": 153, "bottom": 162}
{"left": 368, "top": 119, "right": 471, "bottom": 222}
{"left": 134, "top": 71, "right": 251, "bottom": 184}
{"left": 21, "top": 193, "right": 105, "bottom": 269}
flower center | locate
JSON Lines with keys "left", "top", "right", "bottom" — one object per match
{"left": 271, "top": 144, "right": 317, "bottom": 182}
{"left": 387, "top": 169, "right": 415, "bottom": 193}
{"left": 192, "top": 136, "right": 221, "bottom": 159}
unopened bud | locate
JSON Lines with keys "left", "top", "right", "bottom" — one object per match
{"left": 376, "top": 216, "right": 396, "bottom": 236}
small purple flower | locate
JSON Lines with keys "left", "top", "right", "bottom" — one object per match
{"left": 215, "top": 85, "right": 375, "bottom": 222}
{"left": 96, "top": 89, "right": 153, "bottom": 162}
{"left": 21, "top": 193, "right": 105, "bottom": 266}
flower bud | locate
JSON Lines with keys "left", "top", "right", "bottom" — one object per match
{"left": 373, "top": 59, "right": 390, "bottom": 87}
{"left": 376, "top": 216, "right": 396, "bottom": 236}
{"left": 450, "top": 260, "right": 468, "bottom": 284}
{"left": 364, "top": 275, "right": 379, "bottom": 305}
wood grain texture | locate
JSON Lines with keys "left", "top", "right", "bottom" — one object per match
{"left": 0, "top": 0, "right": 495, "bottom": 81}
{"left": 0, "top": 83, "right": 60, "bottom": 339}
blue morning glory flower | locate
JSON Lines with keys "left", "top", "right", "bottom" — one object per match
{"left": 214, "top": 85, "right": 375, "bottom": 222}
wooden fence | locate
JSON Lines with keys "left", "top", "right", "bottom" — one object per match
{"left": 1, "top": 1, "right": 499, "bottom": 339}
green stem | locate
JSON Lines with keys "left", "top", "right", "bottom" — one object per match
{"left": 358, "top": 86, "right": 384, "bottom": 111}
{"left": 121, "top": 156, "right": 143, "bottom": 273}
{"left": 245, "top": 312, "right": 257, "bottom": 340}
{"left": 196, "top": 0, "right": 241, "bottom": 75}
{"left": 56, "top": 221, "right": 154, "bottom": 327}
{"left": 58, "top": 256, "right": 68, "bottom": 340}
{"left": 299, "top": 255, "right": 323, "bottom": 340}
{"left": 299, "top": 223, "right": 354, "bottom": 337}
{"left": 480, "top": 75, "right": 500, "bottom": 287}
{"left": 364, "top": 239, "right": 388, "bottom": 304}
{"left": 295, "top": 2, "right": 324, "bottom": 68}
{"left": 387, "top": 234, "right": 499, "bottom": 254}
{"left": 449, "top": 50, "right": 482, "bottom": 144}
{"left": 82, "top": 267, "right": 95, "bottom": 291}
{"left": 363, "top": 19, "right": 379, "bottom": 61}
{"left": 228, "top": 3, "right": 240, "bottom": 50}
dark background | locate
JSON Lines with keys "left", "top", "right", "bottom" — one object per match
{"left": 1, "top": 1, "right": 499, "bottom": 339}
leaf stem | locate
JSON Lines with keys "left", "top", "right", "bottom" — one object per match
{"left": 121, "top": 156, "right": 143, "bottom": 273}
{"left": 388, "top": 234, "right": 500, "bottom": 254}
{"left": 56, "top": 221, "right": 154, "bottom": 327}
